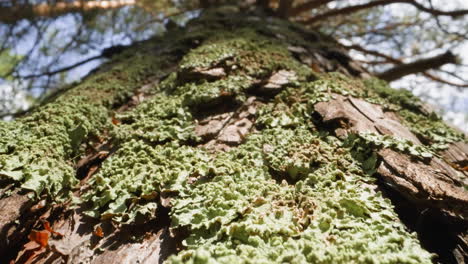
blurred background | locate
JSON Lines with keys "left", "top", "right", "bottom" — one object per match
{"left": 0, "top": 0, "right": 466, "bottom": 131}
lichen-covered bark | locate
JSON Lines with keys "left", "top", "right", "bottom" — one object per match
{"left": 0, "top": 5, "right": 466, "bottom": 264}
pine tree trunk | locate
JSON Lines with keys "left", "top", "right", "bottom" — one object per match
{"left": 0, "top": 5, "right": 466, "bottom": 264}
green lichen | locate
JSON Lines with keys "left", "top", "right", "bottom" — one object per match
{"left": 180, "top": 28, "right": 312, "bottom": 81}
{"left": 1, "top": 7, "right": 442, "bottom": 262}
{"left": 168, "top": 128, "right": 433, "bottom": 263}
{"left": 343, "top": 132, "right": 435, "bottom": 176}
{"left": 115, "top": 94, "right": 198, "bottom": 143}
{"left": 0, "top": 44, "right": 171, "bottom": 200}
{"left": 81, "top": 140, "right": 211, "bottom": 223}
{"left": 348, "top": 133, "right": 434, "bottom": 159}
{"left": 272, "top": 73, "right": 466, "bottom": 150}
{"left": 364, "top": 78, "right": 465, "bottom": 148}
{"left": 263, "top": 128, "right": 327, "bottom": 180}
{"left": 174, "top": 75, "right": 254, "bottom": 107}
{"left": 398, "top": 109, "right": 465, "bottom": 149}
{"left": 256, "top": 79, "right": 337, "bottom": 129}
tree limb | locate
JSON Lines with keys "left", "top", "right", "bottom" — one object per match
{"left": 20, "top": 55, "right": 102, "bottom": 79}
{"left": 345, "top": 44, "right": 465, "bottom": 86}
{"left": 376, "top": 51, "right": 457, "bottom": 82}
{"left": 0, "top": 0, "right": 135, "bottom": 24}
{"left": 423, "top": 71, "right": 468, "bottom": 88}
{"left": 345, "top": 44, "right": 402, "bottom": 64}
{"left": 303, "top": 0, "right": 468, "bottom": 25}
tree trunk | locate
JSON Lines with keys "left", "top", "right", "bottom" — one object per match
{"left": 0, "top": 5, "right": 467, "bottom": 264}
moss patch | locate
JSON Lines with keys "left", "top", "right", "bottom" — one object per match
{"left": 115, "top": 94, "right": 198, "bottom": 144}
{"left": 168, "top": 128, "right": 433, "bottom": 263}
{"left": 0, "top": 50, "right": 166, "bottom": 200}
{"left": 81, "top": 140, "right": 211, "bottom": 223}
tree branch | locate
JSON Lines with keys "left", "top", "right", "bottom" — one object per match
{"left": 303, "top": 0, "right": 468, "bottom": 25}
{"left": 20, "top": 55, "right": 102, "bottom": 79}
{"left": 345, "top": 44, "right": 402, "bottom": 64}
{"left": 0, "top": 0, "right": 136, "bottom": 24}
{"left": 345, "top": 44, "right": 464, "bottom": 86}
{"left": 288, "top": 0, "right": 334, "bottom": 16}
{"left": 376, "top": 51, "right": 457, "bottom": 82}
{"left": 423, "top": 71, "right": 468, "bottom": 88}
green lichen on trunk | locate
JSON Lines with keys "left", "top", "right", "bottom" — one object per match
{"left": 2, "top": 5, "right": 464, "bottom": 263}
{"left": 75, "top": 7, "right": 444, "bottom": 263}
{"left": 168, "top": 128, "right": 432, "bottom": 263}
{"left": 363, "top": 78, "right": 465, "bottom": 149}
{"left": 0, "top": 50, "right": 169, "bottom": 199}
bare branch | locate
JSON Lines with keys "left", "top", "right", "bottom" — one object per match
{"left": 345, "top": 44, "right": 402, "bottom": 64}
{"left": 20, "top": 55, "right": 102, "bottom": 79}
{"left": 303, "top": 0, "right": 468, "bottom": 25}
{"left": 376, "top": 51, "right": 457, "bottom": 82}
{"left": 345, "top": 44, "right": 465, "bottom": 86}
{"left": 423, "top": 71, "right": 468, "bottom": 88}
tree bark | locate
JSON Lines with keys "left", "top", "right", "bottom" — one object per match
{"left": 0, "top": 0, "right": 135, "bottom": 24}
{"left": 0, "top": 5, "right": 466, "bottom": 264}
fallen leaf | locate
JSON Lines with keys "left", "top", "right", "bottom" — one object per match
{"left": 112, "top": 116, "right": 121, "bottom": 125}
{"left": 94, "top": 226, "right": 104, "bottom": 238}
{"left": 42, "top": 220, "right": 63, "bottom": 237}
{"left": 28, "top": 230, "right": 49, "bottom": 248}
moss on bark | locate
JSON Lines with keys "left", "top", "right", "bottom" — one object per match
{"left": 2, "top": 5, "right": 466, "bottom": 264}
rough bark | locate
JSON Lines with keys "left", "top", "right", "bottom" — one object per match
{"left": 0, "top": 5, "right": 466, "bottom": 264}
